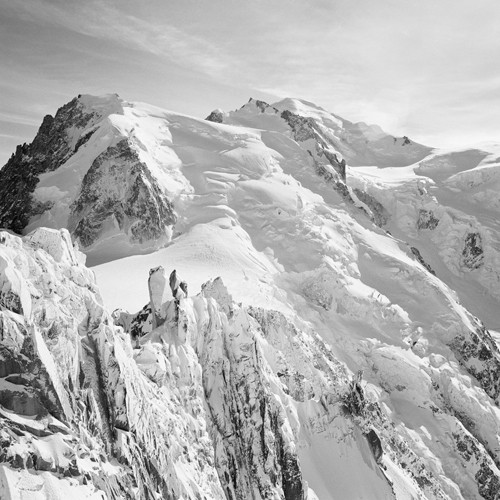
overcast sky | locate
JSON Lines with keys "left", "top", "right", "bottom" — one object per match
{"left": 1, "top": 0, "right": 499, "bottom": 164}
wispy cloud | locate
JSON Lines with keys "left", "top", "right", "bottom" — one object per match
{"left": 1, "top": 0, "right": 499, "bottom": 148}
{"left": 0, "top": 111, "right": 41, "bottom": 127}
{"left": 6, "top": 0, "right": 232, "bottom": 78}
{"left": 0, "top": 133, "right": 25, "bottom": 139}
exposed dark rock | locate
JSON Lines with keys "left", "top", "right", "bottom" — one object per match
{"left": 353, "top": 188, "right": 389, "bottom": 227}
{"left": 313, "top": 159, "right": 355, "bottom": 205}
{"left": 169, "top": 269, "right": 187, "bottom": 300}
{"left": 205, "top": 109, "right": 223, "bottom": 123}
{"left": 209, "top": 343, "right": 306, "bottom": 500}
{"left": 0, "top": 312, "right": 70, "bottom": 422}
{"left": 130, "top": 303, "right": 153, "bottom": 340}
{"left": 365, "top": 429, "right": 383, "bottom": 462}
{"left": 417, "top": 209, "right": 439, "bottom": 230}
{"left": 242, "top": 98, "right": 279, "bottom": 114}
{"left": 342, "top": 371, "right": 366, "bottom": 416}
{"left": 0, "top": 388, "right": 46, "bottom": 416}
{"left": 410, "top": 247, "right": 436, "bottom": 275}
{"left": 281, "top": 110, "right": 318, "bottom": 142}
{"left": 449, "top": 325, "right": 500, "bottom": 405}
{"left": 0, "top": 97, "right": 100, "bottom": 233}
{"left": 402, "top": 136, "right": 411, "bottom": 146}
{"left": 0, "top": 290, "right": 23, "bottom": 315}
{"left": 462, "top": 232, "right": 484, "bottom": 270}
{"left": 70, "top": 139, "right": 176, "bottom": 248}
{"left": 452, "top": 430, "right": 500, "bottom": 500}
{"left": 476, "top": 463, "right": 500, "bottom": 500}
{"left": 253, "top": 99, "right": 272, "bottom": 113}
{"left": 74, "top": 128, "right": 96, "bottom": 153}
{"left": 322, "top": 149, "right": 346, "bottom": 181}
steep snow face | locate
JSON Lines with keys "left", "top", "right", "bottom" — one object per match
{"left": 0, "top": 95, "right": 178, "bottom": 259}
{"left": 0, "top": 95, "right": 120, "bottom": 233}
{"left": 347, "top": 143, "right": 500, "bottom": 329}
{"left": 88, "top": 97, "right": 500, "bottom": 498}
{"left": 0, "top": 93, "right": 427, "bottom": 258}
{"left": 3, "top": 95, "right": 500, "bottom": 499}
{"left": 216, "top": 97, "right": 432, "bottom": 167}
{"left": 3, "top": 230, "right": 500, "bottom": 499}
{"left": 0, "top": 229, "right": 227, "bottom": 500}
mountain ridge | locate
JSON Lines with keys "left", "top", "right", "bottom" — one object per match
{"left": 1, "top": 93, "right": 500, "bottom": 499}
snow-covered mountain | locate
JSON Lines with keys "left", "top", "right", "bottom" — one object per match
{"left": 1, "top": 94, "right": 500, "bottom": 499}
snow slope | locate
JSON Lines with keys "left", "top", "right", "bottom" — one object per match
{"left": 348, "top": 142, "right": 500, "bottom": 329}
{"left": 2, "top": 94, "right": 500, "bottom": 499}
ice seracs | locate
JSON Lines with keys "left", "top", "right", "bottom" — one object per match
{"left": 2, "top": 94, "right": 500, "bottom": 499}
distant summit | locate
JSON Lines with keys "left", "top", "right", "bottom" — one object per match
{"left": 2, "top": 93, "right": 500, "bottom": 499}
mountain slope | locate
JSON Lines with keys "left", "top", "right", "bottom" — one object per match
{"left": 347, "top": 143, "right": 500, "bottom": 329}
{"left": 1, "top": 94, "right": 500, "bottom": 499}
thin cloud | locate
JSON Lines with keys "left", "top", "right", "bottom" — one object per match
{"left": 0, "top": 133, "right": 25, "bottom": 140}
{"left": 5, "top": 0, "right": 231, "bottom": 79}
{"left": 1, "top": 0, "right": 499, "bottom": 148}
{"left": 0, "top": 111, "right": 41, "bottom": 127}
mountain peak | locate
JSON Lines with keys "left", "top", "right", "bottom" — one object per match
{"left": 75, "top": 92, "right": 124, "bottom": 115}
{"left": 272, "top": 96, "right": 332, "bottom": 115}
{"left": 2, "top": 92, "right": 500, "bottom": 499}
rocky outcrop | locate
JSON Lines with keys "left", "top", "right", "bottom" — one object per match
{"left": 0, "top": 95, "right": 178, "bottom": 257}
{"left": 281, "top": 110, "right": 318, "bottom": 143}
{"left": 69, "top": 139, "right": 176, "bottom": 248}
{"left": 0, "top": 97, "right": 103, "bottom": 233}
{"left": 410, "top": 246, "right": 436, "bottom": 275}
{"left": 243, "top": 98, "right": 279, "bottom": 114}
{"left": 276, "top": 107, "right": 349, "bottom": 189}
{"left": 322, "top": 149, "right": 346, "bottom": 182}
{"left": 450, "top": 324, "right": 500, "bottom": 405}
{"left": 205, "top": 109, "right": 223, "bottom": 123}
{"left": 365, "top": 429, "right": 383, "bottom": 462}
{"left": 130, "top": 303, "right": 153, "bottom": 341}
{"left": 461, "top": 232, "right": 484, "bottom": 270}
{"left": 417, "top": 209, "right": 440, "bottom": 230}
{"left": 0, "top": 229, "right": 224, "bottom": 499}
{"left": 3, "top": 229, "right": 500, "bottom": 498}
{"left": 353, "top": 188, "right": 390, "bottom": 227}
{"left": 130, "top": 275, "right": 310, "bottom": 499}
{"left": 452, "top": 428, "right": 500, "bottom": 500}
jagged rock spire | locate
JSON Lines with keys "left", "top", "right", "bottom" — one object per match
{"left": 148, "top": 266, "right": 170, "bottom": 328}
{"left": 148, "top": 268, "right": 188, "bottom": 329}
{"left": 169, "top": 269, "right": 187, "bottom": 300}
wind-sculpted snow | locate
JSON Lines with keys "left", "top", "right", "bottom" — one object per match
{"left": 3, "top": 226, "right": 500, "bottom": 498}
{"left": 348, "top": 145, "right": 500, "bottom": 328}
{"left": 118, "top": 267, "right": 500, "bottom": 499}
{"left": 2, "top": 94, "right": 500, "bottom": 499}
{"left": 0, "top": 229, "right": 226, "bottom": 499}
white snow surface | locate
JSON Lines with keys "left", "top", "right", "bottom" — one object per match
{"left": 3, "top": 94, "right": 500, "bottom": 499}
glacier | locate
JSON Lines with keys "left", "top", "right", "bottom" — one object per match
{"left": 0, "top": 94, "right": 500, "bottom": 499}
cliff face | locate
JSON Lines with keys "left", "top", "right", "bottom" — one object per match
{"left": 0, "top": 97, "right": 103, "bottom": 233}
{"left": 3, "top": 228, "right": 500, "bottom": 500}
{"left": 0, "top": 95, "right": 176, "bottom": 257}
{"left": 2, "top": 95, "right": 500, "bottom": 499}
{"left": 0, "top": 228, "right": 224, "bottom": 499}
{"left": 69, "top": 139, "right": 176, "bottom": 248}
{"left": 347, "top": 145, "right": 500, "bottom": 327}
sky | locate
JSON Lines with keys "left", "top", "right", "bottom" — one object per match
{"left": 1, "top": 0, "right": 499, "bottom": 164}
